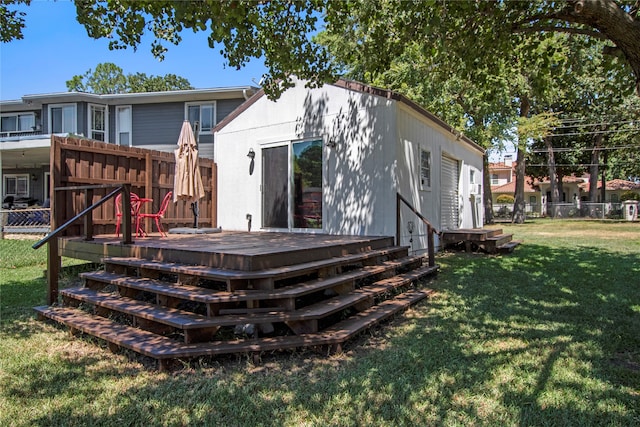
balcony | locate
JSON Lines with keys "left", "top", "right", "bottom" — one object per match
{"left": 0, "top": 129, "right": 45, "bottom": 139}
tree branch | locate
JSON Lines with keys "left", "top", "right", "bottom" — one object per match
{"left": 512, "top": 24, "right": 609, "bottom": 41}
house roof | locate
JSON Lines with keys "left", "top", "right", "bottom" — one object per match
{"left": 1, "top": 87, "right": 258, "bottom": 110}
{"left": 579, "top": 179, "right": 640, "bottom": 192}
{"left": 538, "top": 176, "right": 586, "bottom": 185}
{"left": 214, "top": 78, "right": 485, "bottom": 154}
{"left": 489, "top": 161, "right": 515, "bottom": 170}
{"left": 491, "top": 180, "right": 538, "bottom": 194}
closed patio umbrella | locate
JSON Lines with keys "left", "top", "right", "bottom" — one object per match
{"left": 174, "top": 120, "right": 205, "bottom": 227}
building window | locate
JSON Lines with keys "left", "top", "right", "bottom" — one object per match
{"left": 1, "top": 113, "right": 35, "bottom": 136}
{"left": 49, "top": 104, "right": 76, "bottom": 134}
{"left": 611, "top": 193, "right": 619, "bottom": 203}
{"left": 116, "top": 105, "right": 132, "bottom": 146}
{"left": 490, "top": 174, "right": 499, "bottom": 185}
{"left": 4, "top": 174, "right": 29, "bottom": 198}
{"left": 420, "top": 148, "right": 431, "bottom": 190}
{"left": 186, "top": 102, "right": 215, "bottom": 134}
{"left": 529, "top": 195, "right": 536, "bottom": 204}
{"left": 89, "top": 104, "right": 107, "bottom": 142}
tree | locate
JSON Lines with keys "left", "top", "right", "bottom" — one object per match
{"left": 66, "top": 62, "right": 193, "bottom": 94}
{"left": 0, "top": 0, "right": 30, "bottom": 42}
{"left": 67, "top": 62, "right": 128, "bottom": 94}
{"left": 525, "top": 39, "right": 640, "bottom": 203}
{"left": 126, "top": 72, "right": 193, "bottom": 92}
{"left": 3, "top": 1, "right": 639, "bottom": 97}
{"left": 73, "top": 0, "right": 336, "bottom": 99}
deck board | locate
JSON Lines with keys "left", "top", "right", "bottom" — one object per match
{"left": 60, "top": 231, "right": 396, "bottom": 270}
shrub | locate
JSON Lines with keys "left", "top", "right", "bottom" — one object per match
{"left": 496, "top": 194, "right": 515, "bottom": 204}
{"left": 620, "top": 190, "right": 640, "bottom": 202}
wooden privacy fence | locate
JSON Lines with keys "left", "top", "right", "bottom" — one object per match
{"left": 51, "top": 136, "right": 217, "bottom": 236}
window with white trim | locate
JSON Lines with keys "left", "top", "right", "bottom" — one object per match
{"left": 186, "top": 102, "right": 215, "bottom": 134}
{"left": 420, "top": 148, "right": 431, "bottom": 190}
{"left": 89, "top": 104, "right": 107, "bottom": 142}
{"left": 1, "top": 113, "right": 35, "bottom": 136}
{"left": 4, "top": 174, "right": 29, "bottom": 198}
{"left": 49, "top": 104, "right": 77, "bottom": 134}
{"left": 116, "top": 105, "right": 132, "bottom": 146}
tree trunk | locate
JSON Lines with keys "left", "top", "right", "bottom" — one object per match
{"left": 557, "top": 172, "right": 565, "bottom": 202}
{"left": 483, "top": 152, "right": 494, "bottom": 224}
{"left": 601, "top": 151, "right": 608, "bottom": 203}
{"left": 512, "top": 98, "right": 530, "bottom": 224}
{"left": 545, "top": 136, "right": 561, "bottom": 217}
{"left": 589, "top": 132, "right": 605, "bottom": 202}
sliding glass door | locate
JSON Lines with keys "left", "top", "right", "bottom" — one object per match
{"left": 262, "top": 145, "right": 289, "bottom": 228}
{"left": 262, "top": 139, "right": 323, "bottom": 230}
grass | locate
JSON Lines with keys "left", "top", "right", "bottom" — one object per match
{"left": 0, "top": 220, "right": 639, "bottom": 426}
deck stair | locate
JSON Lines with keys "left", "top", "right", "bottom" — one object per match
{"left": 35, "top": 241, "right": 438, "bottom": 369}
{"left": 441, "top": 228, "right": 520, "bottom": 254}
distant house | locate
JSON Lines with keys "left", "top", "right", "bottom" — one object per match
{"left": 0, "top": 87, "right": 256, "bottom": 206}
{"left": 537, "top": 176, "right": 586, "bottom": 204}
{"left": 214, "top": 79, "right": 485, "bottom": 253}
{"left": 489, "top": 158, "right": 540, "bottom": 208}
{"left": 578, "top": 179, "right": 640, "bottom": 203}
{"left": 489, "top": 157, "right": 640, "bottom": 220}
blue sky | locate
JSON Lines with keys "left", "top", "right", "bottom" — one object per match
{"left": 0, "top": 1, "right": 268, "bottom": 100}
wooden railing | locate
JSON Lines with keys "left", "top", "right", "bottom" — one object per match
{"left": 396, "top": 192, "right": 438, "bottom": 267}
{"left": 32, "top": 184, "right": 134, "bottom": 305}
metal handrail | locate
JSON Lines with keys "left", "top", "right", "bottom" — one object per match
{"left": 32, "top": 183, "right": 133, "bottom": 305}
{"left": 33, "top": 187, "right": 119, "bottom": 249}
{"left": 396, "top": 192, "right": 438, "bottom": 267}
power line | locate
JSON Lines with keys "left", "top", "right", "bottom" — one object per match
{"left": 527, "top": 163, "right": 605, "bottom": 167}
{"left": 545, "top": 128, "right": 640, "bottom": 137}
{"left": 555, "top": 120, "right": 636, "bottom": 129}
{"left": 528, "top": 144, "right": 640, "bottom": 153}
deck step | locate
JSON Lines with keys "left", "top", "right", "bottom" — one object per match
{"left": 34, "top": 288, "right": 432, "bottom": 367}
{"left": 497, "top": 240, "right": 521, "bottom": 253}
{"left": 61, "top": 287, "right": 218, "bottom": 329}
{"left": 60, "top": 287, "right": 223, "bottom": 343}
{"left": 76, "top": 263, "right": 439, "bottom": 329}
{"left": 441, "top": 228, "right": 503, "bottom": 243}
{"left": 483, "top": 233, "right": 514, "bottom": 254}
{"left": 102, "top": 245, "right": 409, "bottom": 290}
{"left": 321, "top": 289, "right": 434, "bottom": 341}
{"left": 486, "top": 233, "right": 513, "bottom": 245}
{"left": 82, "top": 255, "right": 426, "bottom": 305}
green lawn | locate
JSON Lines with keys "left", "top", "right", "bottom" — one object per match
{"left": 1, "top": 220, "right": 638, "bottom": 426}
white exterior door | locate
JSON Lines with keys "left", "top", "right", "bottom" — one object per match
{"left": 441, "top": 155, "right": 460, "bottom": 230}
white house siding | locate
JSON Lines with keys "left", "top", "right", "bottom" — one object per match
{"left": 215, "top": 81, "right": 399, "bottom": 236}
{"left": 394, "top": 103, "right": 483, "bottom": 251}
{"left": 215, "top": 80, "right": 484, "bottom": 253}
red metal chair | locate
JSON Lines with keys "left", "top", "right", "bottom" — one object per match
{"left": 138, "top": 191, "right": 172, "bottom": 237}
{"left": 115, "top": 192, "right": 142, "bottom": 237}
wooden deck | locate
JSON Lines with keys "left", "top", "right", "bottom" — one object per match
{"left": 37, "top": 232, "right": 438, "bottom": 369}
{"left": 58, "top": 231, "right": 396, "bottom": 270}
{"left": 440, "top": 228, "right": 520, "bottom": 254}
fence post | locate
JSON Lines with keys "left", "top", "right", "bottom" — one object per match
{"left": 47, "top": 238, "right": 60, "bottom": 305}
{"left": 0, "top": 209, "right": 5, "bottom": 240}
{"left": 396, "top": 194, "right": 403, "bottom": 246}
{"left": 427, "top": 225, "right": 435, "bottom": 267}
{"left": 121, "top": 184, "right": 133, "bottom": 244}
{"left": 84, "top": 188, "right": 94, "bottom": 241}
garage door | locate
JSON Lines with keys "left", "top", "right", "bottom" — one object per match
{"left": 441, "top": 155, "right": 459, "bottom": 230}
